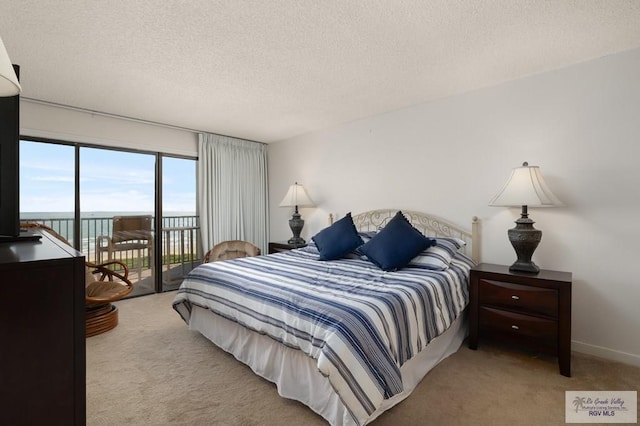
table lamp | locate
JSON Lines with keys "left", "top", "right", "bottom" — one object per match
{"left": 489, "top": 162, "right": 562, "bottom": 273}
{"left": 279, "top": 182, "right": 314, "bottom": 245}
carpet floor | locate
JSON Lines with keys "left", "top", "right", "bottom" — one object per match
{"left": 87, "top": 291, "right": 639, "bottom": 425}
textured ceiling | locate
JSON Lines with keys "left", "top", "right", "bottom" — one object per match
{"left": 1, "top": 1, "right": 640, "bottom": 143}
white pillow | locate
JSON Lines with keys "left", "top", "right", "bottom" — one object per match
{"left": 408, "top": 237, "right": 466, "bottom": 270}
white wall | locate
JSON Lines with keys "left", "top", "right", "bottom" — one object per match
{"left": 268, "top": 47, "right": 640, "bottom": 366}
{"left": 20, "top": 101, "right": 198, "bottom": 156}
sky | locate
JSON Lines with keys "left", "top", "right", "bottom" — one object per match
{"left": 19, "top": 140, "right": 196, "bottom": 214}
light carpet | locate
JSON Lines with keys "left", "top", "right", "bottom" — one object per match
{"left": 87, "top": 291, "right": 639, "bottom": 425}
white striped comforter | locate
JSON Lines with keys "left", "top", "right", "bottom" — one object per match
{"left": 173, "top": 247, "right": 472, "bottom": 425}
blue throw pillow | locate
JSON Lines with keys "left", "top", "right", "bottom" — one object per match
{"left": 312, "top": 212, "right": 364, "bottom": 260}
{"left": 359, "top": 211, "right": 436, "bottom": 271}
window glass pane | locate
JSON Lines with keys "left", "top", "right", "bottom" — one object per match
{"left": 162, "top": 156, "right": 198, "bottom": 291}
{"left": 19, "top": 140, "right": 75, "bottom": 244}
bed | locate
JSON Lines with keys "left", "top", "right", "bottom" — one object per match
{"left": 173, "top": 209, "right": 479, "bottom": 425}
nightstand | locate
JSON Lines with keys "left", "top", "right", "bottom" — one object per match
{"left": 468, "top": 263, "right": 572, "bottom": 377}
{"left": 268, "top": 241, "right": 307, "bottom": 254}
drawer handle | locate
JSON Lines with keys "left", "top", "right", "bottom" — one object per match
{"left": 511, "top": 325, "right": 520, "bottom": 330}
{"left": 511, "top": 295, "right": 520, "bottom": 300}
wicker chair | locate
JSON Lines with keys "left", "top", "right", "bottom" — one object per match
{"left": 84, "top": 260, "right": 134, "bottom": 337}
{"left": 203, "top": 240, "right": 261, "bottom": 263}
{"left": 20, "top": 222, "right": 134, "bottom": 337}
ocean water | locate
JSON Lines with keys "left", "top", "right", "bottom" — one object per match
{"left": 20, "top": 211, "right": 195, "bottom": 220}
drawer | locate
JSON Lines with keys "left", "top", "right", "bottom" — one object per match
{"left": 479, "top": 307, "right": 558, "bottom": 352}
{"left": 479, "top": 279, "right": 558, "bottom": 318}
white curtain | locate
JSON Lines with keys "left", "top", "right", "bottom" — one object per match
{"left": 198, "top": 133, "right": 269, "bottom": 255}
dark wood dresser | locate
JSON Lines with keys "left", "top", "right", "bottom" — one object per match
{"left": 468, "top": 263, "right": 572, "bottom": 377}
{"left": 0, "top": 230, "right": 86, "bottom": 425}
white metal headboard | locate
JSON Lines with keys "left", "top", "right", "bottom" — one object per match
{"left": 349, "top": 209, "right": 479, "bottom": 264}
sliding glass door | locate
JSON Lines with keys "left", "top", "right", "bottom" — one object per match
{"left": 19, "top": 138, "right": 198, "bottom": 297}
{"left": 80, "top": 146, "right": 156, "bottom": 297}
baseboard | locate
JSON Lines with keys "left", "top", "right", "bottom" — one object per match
{"left": 572, "top": 340, "right": 640, "bottom": 368}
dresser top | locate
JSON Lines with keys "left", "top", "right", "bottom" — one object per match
{"left": 472, "top": 263, "right": 572, "bottom": 283}
{"left": 0, "top": 230, "right": 83, "bottom": 265}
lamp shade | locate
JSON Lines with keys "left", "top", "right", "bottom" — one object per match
{"left": 0, "top": 36, "right": 21, "bottom": 97}
{"left": 279, "top": 182, "right": 314, "bottom": 208}
{"left": 489, "top": 162, "right": 562, "bottom": 207}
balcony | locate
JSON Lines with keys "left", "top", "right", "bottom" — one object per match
{"left": 20, "top": 215, "right": 201, "bottom": 297}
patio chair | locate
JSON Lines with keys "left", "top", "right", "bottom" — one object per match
{"left": 203, "top": 240, "right": 261, "bottom": 263}
{"left": 96, "top": 215, "right": 154, "bottom": 278}
{"left": 20, "top": 222, "right": 134, "bottom": 337}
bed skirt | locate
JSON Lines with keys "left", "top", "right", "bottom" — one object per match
{"left": 189, "top": 305, "right": 467, "bottom": 425}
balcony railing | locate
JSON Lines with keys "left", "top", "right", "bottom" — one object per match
{"left": 20, "top": 215, "right": 201, "bottom": 289}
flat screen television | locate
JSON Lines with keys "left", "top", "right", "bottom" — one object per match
{"left": 0, "top": 64, "right": 20, "bottom": 240}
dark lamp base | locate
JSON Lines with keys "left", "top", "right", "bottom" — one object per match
{"left": 507, "top": 207, "right": 542, "bottom": 275}
{"left": 287, "top": 211, "right": 306, "bottom": 246}
{"left": 509, "top": 260, "right": 540, "bottom": 274}
{"left": 287, "top": 236, "right": 306, "bottom": 246}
